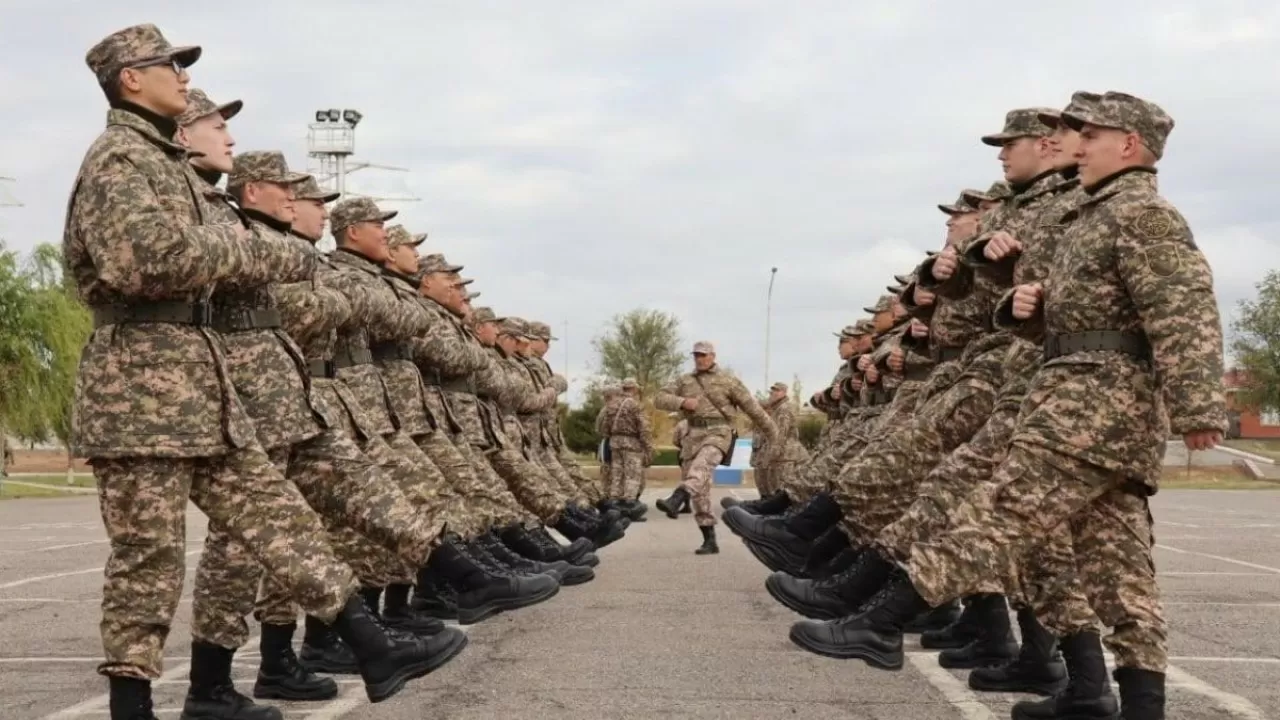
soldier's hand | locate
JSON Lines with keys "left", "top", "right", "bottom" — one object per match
{"left": 856, "top": 354, "right": 873, "bottom": 372}
{"left": 1011, "top": 283, "right": 1043, "bottom": 320}
{"left": 887, "top": 347, "right": 905, "bottom": 373}
{"left": 931, "top": 246, "right": 958, "bottom": 281}
{"left": 913, "top": 285, "right": 936, "bottom": 307}
{"left": 984, "top": 231, "right": 1023, "bottom": 261}
{"left": 681, "top": 397, "right": 700, "bottom": 412}
{"left": 851, "top": 375, "right": 864, "bottom": 391}
{"left": 910, "top": 318, "right": 929, "bottom": 338}
{"left": 829, "top": 385, "right": 842, "bottom": 401}
{"left": 865, "top": 366, "right": 880, "bottom": 383}
{"left": 1184, "top": 430, "right": 1223, "bottom": 452}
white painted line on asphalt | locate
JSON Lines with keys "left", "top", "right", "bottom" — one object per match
{"left": 0, "top": 550, "right": 202, "bottom": 590}
{"left": 40, "top": 661, "right": 193, "bottom": 720}
{"left": 1166, "top": 664, "right": 1268, "bottom": 719}
{"left": 1171, "top": 656, "right": 1280, "bottom": 664}
{"left": 905, "top": 652, "right": 999, "bottom": 720}
{"left": 17, "top": 540, "right": 108, "bottom": 554}
{"left": 1158, "top": 521, "right": 1202, "bottom": 528}
{"left": 1156, "top": 544, "right": 1280, "bottom": 575}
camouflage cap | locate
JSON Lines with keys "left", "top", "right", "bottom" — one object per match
{"left": 292, "top": 177, "right": 340, "bottom": 203}
{"left": 330, "top": 197, "right": 398, "bottom": 235}
{"left": 960, "top": 186, "right": 995, "bottom": 207}
{"left": 937, "top": 191, "right": 979, "bottom": 215}
{"left": 85, "top": 24, "right": 201, "bottom": 86}
{"left": 603, "top": 385, "right": 622, "bottom": 397}
{"left": 176, "top": 88, "right": 242, "bottom": 127}
{"left": 864, "top": 294, "right": 895, "bottom": 314}
{"left": 419, "top": 253, "right": 463, "bottom": 275}
{"left": 528, "top": 321, "right": 558, "bottom": 341}
{"left": 465, "top": 291, "right": 481, "bottom": 301}
{"left": 498, "top": 317, "right": 530, "bottom": 338}
{"left": 471, "top": 307, "right": 497, "bottom": 324}
{"left": 986, "top": 180, "right": 1012, "bottom": 200}
{"left": 853, "top": 319, "right": 876, "bottom": 335}
{"left": 980, "top": 107, "right": 1058, "bottom": 147}
{"left": 453, "top": 277, "right": 475, "bottom": 287}
{"left": 621, "top": 377, "right": 640, "bottom": 390}
{"left": 834, "top": 324, "right": 860, "bottom": 340}
{"left": 886, "top": 284, "right": 905, "bottom": 294}
{"left": 386, "top": 224, "right": 427, "bottom": 249}
{"left": 894, "top": 273, "right": 911, "bottom": 285}
{"left": 229, "top": 151, "right": 310, "bottom": 189}
{"left": 770, "top": 381, "right": 788, "bottom": 393}
{"left": 1038, "top": 91, "right": 1103, "bottom": 129}
{"left": 1061, "top": 91, "right": 1173, "bottom": 160}
{"left": 692, "top": 341, "right": 716, "bottom": 355}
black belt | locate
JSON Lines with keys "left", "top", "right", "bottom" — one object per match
{"left": 935, "top": 347, "right": 964, "bottom": 363}
{"left": 308, "top": 359, "right": 337, "bottom": 378}
{"left": 92, "top": 302, "right": 212, "bottom": 328}
{"left": 332, "top": 346, "right": 373, "bottom": 369}
{"left": 688, "top": 417, "right": 729, "bottom": 429}
{"left": 210, "top": 307, "right": 281, "bottom": 333}
{"left": 1044, "top": 331, "right": 1151, "bottom": 362}
{"left": 371, "top": 342, "right": 412, "bottom": 362}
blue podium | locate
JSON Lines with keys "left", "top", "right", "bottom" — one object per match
{"left": 713, "top": 437, "right": 755, "bottom": 486}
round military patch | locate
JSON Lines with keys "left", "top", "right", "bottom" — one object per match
{"left": 1133, "top": 208, "right": 1174, "bottom": 240}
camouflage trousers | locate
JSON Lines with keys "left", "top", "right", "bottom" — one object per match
{"left": 558, "top": 445, "right": 605, "bottom": 504}
{"left": 533, "top": 444, "right": 592, "bottom": 506}
{"left": 905, "top": 443, "right": 1166, "bottom": 672}
{"left": 597, "top": 461, "right": 612, "bottom": 499}
{"left": 789, "top": 420, "right": 868, "bottom": 504}
{"left": 833, "top": 376, "right": 997, "bottom": 547}
{"left": 463, "top": 443, "right": 539, "bottom": 529}
{"left": 490, "top": 443, "right": 568, "bottom": 524}
{"left": 679, "top": 445, "right": 724, "bottom": 528}
{"left": 415, "top": 430, "right": 492, "bottom": 539}
{"left": 755, "top": 462, "right": 797, "bottom": 497}
{"left": 92, "top": 445, "right": 358, "bottom": 679}
{"left": 608, "top": 449, "right": 645, "bottom": 500}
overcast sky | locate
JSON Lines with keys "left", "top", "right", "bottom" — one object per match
{"left": 2, "top": 1, "right": 1277, "bottom": 404}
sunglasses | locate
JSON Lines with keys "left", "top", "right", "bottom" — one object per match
{"left": 692, "top": 352, "right": 709, "bottom": 357}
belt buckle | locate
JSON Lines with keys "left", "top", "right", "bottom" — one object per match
{"left": 192, "top": 302, "right": 212, "bottom": 326}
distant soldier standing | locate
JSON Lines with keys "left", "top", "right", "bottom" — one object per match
{"left": 595, "top": 385, "right": 621, "bottom": 495}
{"left": 607, "top": 378, "right": 653, "bottom": 502}
{"left": 655, "top": 342, "right": 779, "bottom": 554}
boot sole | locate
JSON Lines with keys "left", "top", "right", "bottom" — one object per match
{"left": 969, "top": 674, "right": 1069, "bottom": 697}
{"left": 1012, "top": 707, "right": 1120, "bottom": 720}
{"left": 743, "top": 536, "right": 807, "bottom": 576}
{"left": 903, "top": 614, "right": 962, "bottom": 634}
{"left": 560, "top": 570, "right": 595, "bottom": 586}
{"left": 457, "top": 582, "right": 561, "bottom": 625}
{"left": 253, "top": 678, "right": 340, "bottom": 701}
{"left": 787, "top": 626, "right": 903, "bottom": 670}
{"left": 364, "top": 631, "right": 470, "bottom": 703}
{"left": 764, "top": 575, "right": 847, "bottom": 620}
{"left": 572, "top": 554, "right": 600, "bottom": 568}
{"left": 298, "top": 657, "right": 360, "bottom": 675}
{"left": 937, "top": 649, "right": 1019, "bottom": 669}
{"left": 919, "top": 635, "right": 977, "bottom": 650}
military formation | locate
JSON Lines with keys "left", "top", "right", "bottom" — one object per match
{"left": 67, "top": 24, "right": 644, "bottom": 720}
{"left": 721, "top": 92, "right": 1226, "bottom": 720}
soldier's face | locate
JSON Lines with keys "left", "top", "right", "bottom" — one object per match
{"left": 350, "top": 221, "right": 390, "bottom": 262}
{"left": 770, "top": 388, "right": 786, "bottom": 403}
{"left": 945, "top": 211, "right": 980, "bottom": 244}
{"left": 179, "top": 113, "right": 234, "bottom": 173}
{"left": 693, "top": 352, "right": 714, "bottom": 372}
{"left": 838, "top": 337, "right": 855, "bottom": 360}
{"left": 978, "top": 199, "right": 1000, "bottom": 212}
{"left": 291, "top": 198, "right": 327, "bottom": 241}
{"left": 1049, "top": 125, "right": 1082, "bottom": 171}
{"left": 245, "top": 181, "right": 296, "bottom": 223}
{"left": 497, "top": 334, "right": 519, "bottom": 353}
{"left": 478, "top": 322, "right": 499, "bottom": 344}
{"left": 121, "top": 59, "right": 190, "bottom": 117}
{"left": 530, "top": 338, "right": 549, "bottom": 356}
{"left": 998, "top": 136, "right": 1045, "bottom": 183}
{"left": 1076, "top": 124, "right": 1139, "bottom": 187}
{"left": 389, "top": 245, "right": 419, "bottom": 275}
{"left": 420, "top": 272, "right": 450, "bottom": 302}
{"left": 516, "top": 338, "right": 532, "bottom": 355}
{"left": 873, "top": 312, "right": 893, "bottom": 333}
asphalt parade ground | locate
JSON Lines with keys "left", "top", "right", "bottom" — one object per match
{"left": 1, "top": 487, "right": 1278, "bottom": 719}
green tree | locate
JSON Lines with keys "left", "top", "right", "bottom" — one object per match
{"left": 1230, "top": 271, "right": 1280, "bottom": 414}
{"left": 561, "top": 384, "right": 605, "bottom": 454}
{"left": 592, "top": 309, "right": 684, "bottom": 396}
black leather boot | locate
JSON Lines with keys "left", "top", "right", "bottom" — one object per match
{"left": 1012, "top": 631, "right": 1119, "bottom": 719}
{"left": 938, "top": 594, "right": 1019, "bottom": 669}
{"left": 425, "top": 536, "right": 560, "bottom": 624}
{"left": 526, "top": 525, "right": 598, "bottom": 566}
{"left": 797, "top": 526, "right": 851, "bottom": 580}
{"left": 465, "top": 537, "right": 550, "bottom": 579}
{"left": 695, "top": 525, "right": 719, "bottom": 555}
{"left": 921, "top": 595, "right": 985, "bottom": 649}
{"left": 969, "top": 608, "right": 1068, "bottom": 695}
{"left": 1114, "top": 667, "right": 1165, "bottom": 720}
{"left": 617, "top": 498, "right": 648, "bottom": 521}
{"left": 904, "top": 599, "right": 963, "bottom": 634}
{"left": 109, "top": 676, "right": 156, "bottom": 720}
{"left": 253, "top": 622, "right": 338, "bottom": 702}
{"left": 766, "top": 548, "right": 894, "bottom": 619}
{"left": 382, "top": 583, "right": 447, "bottom": 636}
{"left": 500, "top": 524, "right": 594, "bottom": 567}
{"left": 180, "top": 640, "right": 281, "bottom": 720}
{"left": 729, "top": 493, "right": 842, "bottom": 574}
{"left": 656, "top": 487, "right": 690, "bottom": 519}
{"left": 788, "top": 570, "right": 930, "bottom": 669}
{"left": 481, "top": 531, "right": 595, "bottom": 586}
{"left": 330, "top": 593, "right": 469, "bottom": 702}
{"left": 299, "top": 615, "right": 359, "bottom": 674}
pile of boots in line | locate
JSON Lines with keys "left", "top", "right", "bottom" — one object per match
{"left": 720, "top": 491, "right": 1151, "bottom": 720}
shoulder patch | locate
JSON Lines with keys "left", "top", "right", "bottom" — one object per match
{"left": 1132, "top": 207, "right": 1175, "bottom": 240}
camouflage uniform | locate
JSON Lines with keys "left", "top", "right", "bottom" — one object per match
{"left": 520, "top": 325, "right": 604, "bottom": 503}
{"left": 905, "top": 93, "right": 1228, "bottom": 674}
{"left": 67, "top": 29, "right": 357, "bottom": 679}
{"left": 607, "top": 383, "right": 652, "bottom": 500}
{"left": 654, "top": 343, "right": 779, "bottom": 527}
{"left": 595, "top": 386, "right": 621, "bottom": 496}
{"left": 755, "top": 385, "right": 808, "bottom": 497}
{"left": 514, "top": 348, "right": 586, "bottom": 503}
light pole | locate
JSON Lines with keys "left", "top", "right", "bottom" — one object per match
{"left": 765, "top": 267, "right": 777, "bottom": 391}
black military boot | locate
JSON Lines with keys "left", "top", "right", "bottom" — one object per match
{"left": 253, "top": 622, "right": 338, "bottom": 702}
{"left": 656, "top": 487, "right": 690, "bottom": 519}
{"left": 618, "top": 498, "right": 648, "bottom": 521}
{"left": 566, "top": 506, "right": 626, "bottom": 548}
{"left": 299, "top": 615, "right": 359, "bottom": 674}
{"left": 481, "top": 531, "right": 596, "bottom": 586}
{"left": 921, "top": 595, "right": 985, "bottom": 649}
{"left": 382, "top": 584, "right": 447, "bottom": 636}
{"left": 1012, "top": 632, "right": 1119, "bottom": 720}
{"left": 766, "top": 547, "right": 894, "bottom": 619}
{"left": 500, "top": 524, "right": 595, "bottom": 567}
{"left": 330, "top": 593, "right": 469, "bottom": 703}
{"left": 465, "top": 537, "right": 549, "bottom": 579}
{"left": 969, "top": 608, "right": 1068, "bottom": 695}
{"left": 731, "top": 492, "right": 844, "bottom": 574}
{"left": 937, "top": 594, "right": 1019, "bottom": 669}
{"left": 797, "top": 526, "right": 851, "bottom": 580}
{"left": 425, "top": 535, "right": 561, "bottom": 624}
{"left": 109, "top": 676, "right": 156, "bottom": 720}
{"left": 722, "top": 489, "right": 792, "bottom": 514}
{"left": 679, "top": 493, "right": 693, "bottom": 513}
{"left": 180, "top": 640, "right": 281, "bottom": 720}
{"left": 359, "top": 587, "right": 382, "bottom": 615}
{"left": 408, "top": 569, "right": 460, "bottom": 620}
{"left": 808, "top": 545, "right": 863, "bottom": 582}
{"left": 904, "top": 599, "right": 963, "bottom": 634}
{"left": 1114, "top": 667, "right": 1165, "bottom": 720}
{"left": 788, "top": 570, "right": 930, "bottom": 669}
{"left": 695, "top": 525, "right": 719, "bottom": 555}
{"left": 523, "top": 524, "right": 599, "bottom": 566}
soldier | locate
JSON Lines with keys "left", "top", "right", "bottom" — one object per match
{"left": 963, "top": 181, "right": 1013, "bottom": 212}
{"left": 654, "top": 342, "right": 779, "bottom": 554}
{"left": 754, "top": 382, "right": 807, "bottom": 498}
{"left": 595, "top": 385, "right": 621, "bottom": 498}
{"left": 68, "top": 25, "right": 456, "bottom": 717}
{"left": 607, "top": 378, "right": 653, "bottom": 503}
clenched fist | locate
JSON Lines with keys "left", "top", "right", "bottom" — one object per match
{"left": 910, "top": 318, "right": 929, "bottom": 338}
{"left": 856, "top": 354, "right": 873, "bottom": 372}
{"left": 1184, "top": 430, "right": 1223, "bottom": 452}
{"left": 1011, "top": 283, "right": 1043, "bottom": 320}
{"left": 887, "top": 347, "right": 905, "bottom": 373}
{"left": 865, "top": 366, "right": 880, "bottom": 383}
{"left": 913, "top": 286, "right": 936, "bottom": 307}
{"left": 931, "top": 246, "right": 958, "bottom": 282}
{"left": 984, "top": 231, "right": 1023, "bottom": 261}
{"left": 851, "top": 375, "right": 864, "bottom": 391}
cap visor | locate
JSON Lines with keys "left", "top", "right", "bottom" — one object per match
{"left": 313, "top": 191, "right": 341, "bottom": 203}
{"left": 961, "top": 193, "right": 986, "bottom": 206}
{"left": 411, "top": 234, "right": 428, "bottom": 246}
{"left": 217, "top": 99, "right": 244, "bottom": 121}
{"left": 284, "top": 171, "right": 312, "bottom": 184}
{"left": 170, "top": 45, "right": 202, "bottom": 68}
{"left": 1060, "top": 111, "right": 1123, "bottom": 133}
{"left": 446, "top": 263, "right": 464, "bottom": 273}
{"left": 1037, "top": 112, "right": 1062, "bottom": 129}
{"left": 379, "top": 210, "right": 399, "bottom": 222}
{"left": 862, "top": 306, "right": 877, "bottom": 313}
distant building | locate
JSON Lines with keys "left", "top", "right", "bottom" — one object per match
{"left": 1223, "top": 368, "right": 1280, "bottom": 439}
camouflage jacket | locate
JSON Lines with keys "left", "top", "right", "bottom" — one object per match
{"left": 1001, "top": 169, "right": 1227, "bottom": 489}
{"left": 609, "top": 396, "right": 652, "bottom": 455}
{"left": 379, "top": 271, "right": 438, "bottom": 436}
{"left": 655, "top": 365, "right": 779, "bottom": 461}
{"left": 211, "top": 208, "right": 323, "bottom": 450}
{"left": 757, "top": 397, "right": 808, "bottom": 466}
{"left": 476, "top": 346, "right": 558, "bottom": 450}
{"left": 596, "top": 397, "right": 621, "bottom": 441}
{"left": 516, "top": 355, "right": 569, "bottom": 449}
{"left": 412, "top": 298, "right": 496, "bottom": 448}
{"left": 64, "top": 108, "right": 312, "bottom": 458}
{"left": 327, "top": 248, "right": 413, "bottom": 437}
